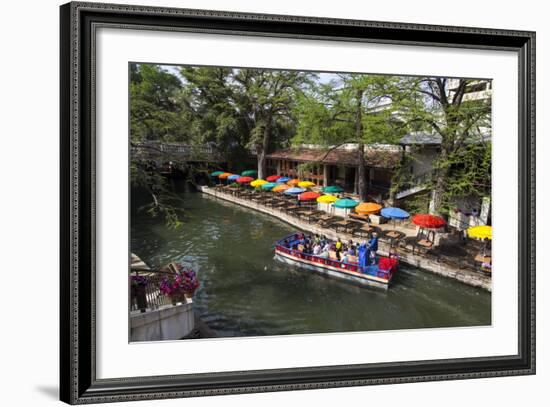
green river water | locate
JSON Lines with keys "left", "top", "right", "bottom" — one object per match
{"left": 131, "top": 185, "right": 491, "bottom": 338}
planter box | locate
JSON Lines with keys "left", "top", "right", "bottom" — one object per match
{"left": 369, "top": 214, "right": 387, "bottom": 225}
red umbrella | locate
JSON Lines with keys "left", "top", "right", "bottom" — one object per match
{"left": 412, "top": 214, "right": 446, "bottom": 229}
{"left": 266, "top": 175, "right": 281, "bottom": 182}
{"left": 236, "top": 176, "right": 254, "bottom": 184}
{"left": 298, "top": 191, "right": 321, "bottom": 201}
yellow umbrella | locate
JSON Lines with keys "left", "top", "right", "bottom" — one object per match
{"left": 316, "top": 194, "right": 338, "bottom": 203}
{"left": 287, "top": 179, "right": 302, "bottom": 186}
{"left": 467, "top": 225, "right": 492, "bottom": 240}
{"left": 272, "top": 184, "right": 290, "bottom": 192}
{"left": 355, "top": 202, "right": 382, "bottom": 215}
{"left": 250, "top": 179, "right": 268, "bottom": 187}
{"left": 298, "top": 181, "right": 316, "bottom": 188}
{"left": 218, "top": 172, "right": 233, "bottom": 179}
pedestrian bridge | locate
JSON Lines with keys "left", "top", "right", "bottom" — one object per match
{"left": 131, "top": 141, "right": 224, "bottom": 162}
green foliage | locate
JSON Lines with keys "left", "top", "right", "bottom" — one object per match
{"left": 130, "top": 64, "right": 190, "bottom": 143}
{"left": 129, "top": 63, "right": 492, "bottom": 220}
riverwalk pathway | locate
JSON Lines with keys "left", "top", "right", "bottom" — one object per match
{"left": 199, "top": 185, "right": 491, "bottom": 291}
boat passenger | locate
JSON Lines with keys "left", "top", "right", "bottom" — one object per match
{"left": 319, "top": 250, "right": 329, "bottom": 259}
{"left": 313, "top": 243, "right": 322, "bottom": 255}
{"left": 368, "top": 234, "right": 379, "bottom": 252}
{"left": 335, "top": 238, "right": 343, "bottom": 260}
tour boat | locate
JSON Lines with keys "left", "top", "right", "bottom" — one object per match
{"left": 274, "top": 233, "right": 398, "bottom": 289}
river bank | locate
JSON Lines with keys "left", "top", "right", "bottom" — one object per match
{"left": 199, "top": 185, "right": 491, "bottom": 292}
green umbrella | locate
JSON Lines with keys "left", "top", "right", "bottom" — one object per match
{"left": 211, "top": 171, "right": 224, "bottom": 177}
{"left": 323, "top": 185, "right": 344, "bottom": 193}
{"left": 261, "top": 182, "right": 278, "bottom": 190}
{"left": 333, "top": 198, "right": 359, "bottom": 208}
{"left": 241, "top": 170, "right": 258, "bottom": 177}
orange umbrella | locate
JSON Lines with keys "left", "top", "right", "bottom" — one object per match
{"left": 355, "top": 202, "right": 382, "bottom": 215}
{"left": 287, "top": 179, "right": 302, "bottom": 186}
{"left": 218, "top": 172, "right": 233, "bottom": 179}
{"left": 272, "top": 184, "right": 290, "bottom": 193}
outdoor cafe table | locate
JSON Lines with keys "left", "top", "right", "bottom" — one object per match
{"left": 474, "top": 254, "right": 492, "bottom": 263}
{"left": 298, "top": 210, "right": 319, "bottom": 222}
{"left": 353, "top": 224, "right": 377, "bottom": 237}
{"left": 285, "top": 205, "right": 305, "bottom": 213}
{"left": 385, "top": 230, "right": 405, "bottom": 239}
{"left": 332, "top": 219, "right": 355, "bottom": 233}
{"left": 316, "top": 214, "right": 334, "bottom": 226}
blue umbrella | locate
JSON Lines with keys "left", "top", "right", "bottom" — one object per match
{"left": 276, "top": 177, "right": 291, "bottom": 183}
{"left": 381, "top": 207, "right": 410, "bottom": 219}
{"left": 381, "top": 207, "right": 410, "bottom": 231}
{"left": 228, "top": 174, "right": 240, "bottom": 181}
{"left": 284, "top": 187, "right": 306, "bottom": 195}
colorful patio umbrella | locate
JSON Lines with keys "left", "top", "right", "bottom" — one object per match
{"left": 218, "top": 172, "right": 233, "bottom": 179}
{"left": 261, "top": 182, "right": 278, "bottom": 191}
{"left": 284, "top": 187, "right": 306, "bottom": 195}
{"left": 381, "top": 207, "right": 410, "bottom": 230}
{"left": 241, "top": 170, "right": 258, "bottom": 177}
{"left": 276, "top": 177, "right": 291, "bottom": 183}
{"left": 266, "top": 175, "right": 281, "bottom": 182}
{"left": 287, "top": 179, "right": 302, "bottom": 186}
{"left": 381, "top": 207, "right": 410, "bottom": 220}
{"left": 298, "top": 191, "right": 321, "bottom": 201}
{"left": 272, "top": 184, "right": 290, "bottom": 192}
{"left": 210, "top": 171, "right": 224, "bottom": 177}
{"left": 316, "top": 194, "right": 338, "bottom": 204}
{"left": 323, "top": 185, "right": 344, "bottom": 193}
{"left": 333, "top": 198, "right": 359, "bottom": 209}
{"left": 298, "top": 181, "right": 316, "bottom": 188}
{"left": 355, "top": 202, "right": 382, "bottom": 215}
{"left": 467, "top": 225, "right": 492, "bottom": 240}
{"left": 236, "top": 176, "right": 254, "bottom": 184}
{"left": 412, "top": 214, "right": 446, "bottom": 229}
{"left": 250, "top": 179, "right": 268, "bottom": 187}
{"left": 228, "top": 174, "right": 240, "bottom": 181}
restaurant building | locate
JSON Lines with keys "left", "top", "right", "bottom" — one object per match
{"left": 265, "top": 144, "right": 402, "bottom": 195}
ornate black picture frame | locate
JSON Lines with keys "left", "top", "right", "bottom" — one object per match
{"left": 60, "top": 2, "right": 535, "bottom": 404}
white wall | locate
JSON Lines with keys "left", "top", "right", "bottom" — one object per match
{"left": 0, "top": 0, "right": 547, "bottom": 406}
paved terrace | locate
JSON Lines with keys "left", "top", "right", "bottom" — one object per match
{"left": 199, "top": 185, "right": 491, "bottom": 291}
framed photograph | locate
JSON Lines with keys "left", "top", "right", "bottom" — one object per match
{"left": 60, "top": 1, "right": 535, "bottom": 404}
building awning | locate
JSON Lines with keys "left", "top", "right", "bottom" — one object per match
{"left": 266, "top": 147, "right": 401, "bottom": 169}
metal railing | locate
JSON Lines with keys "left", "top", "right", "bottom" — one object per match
{"left": 130, "top": 270, "right": 177, "bottom": 313}
{"left": 395, "top": 171, "right": 433, "bottom": 199}
{"left": 131, "top": 141, "right": 222, "bottom": 162}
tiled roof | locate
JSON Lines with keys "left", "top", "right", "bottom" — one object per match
{"left": 266, "top": 147, "right": 401, "bottom": 169}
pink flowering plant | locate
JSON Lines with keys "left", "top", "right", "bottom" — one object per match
{"left": 159, "top": 264, "right": 199, "bottom": 298}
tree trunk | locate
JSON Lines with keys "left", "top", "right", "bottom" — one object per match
{"left": 257, "top": 114, "right": 272, "bottom": 179}
{"left": 357, "top": 144, "right": 367, "bottom": 200}
{"left": 355, "top": 89, "right": 368, "bottom": 201}
{"left": 430, "top": 148, "right": 449, "bottom": 215}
